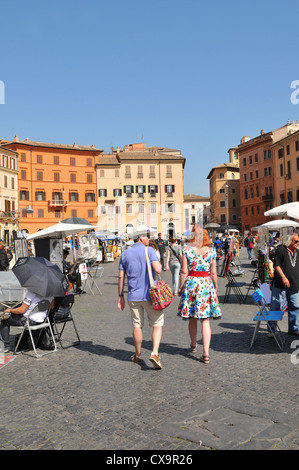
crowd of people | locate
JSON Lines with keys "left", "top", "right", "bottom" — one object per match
{"left": 1, "top": 225, "right": 299, "bottom": 362}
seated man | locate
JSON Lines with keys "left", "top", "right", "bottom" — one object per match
{"left": 0, "top": 291, "right": 54, "bottom": 353}
{"left": 63, "top": 249, "right": 84, "bottom": 294}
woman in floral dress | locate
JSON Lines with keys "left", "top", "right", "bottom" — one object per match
{"left": 177, "top": 227, "right": 221, "bottom": 364}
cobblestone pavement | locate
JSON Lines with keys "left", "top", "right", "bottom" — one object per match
{"left": 0, "top": 248, "right": 299, "bottom": 451}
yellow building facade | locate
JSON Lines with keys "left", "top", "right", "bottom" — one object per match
{"left": 0, "top": 145, "right": 19, "bottom": 244}
{"left": 96, "top": 143, "right": 185, "bottom": 238}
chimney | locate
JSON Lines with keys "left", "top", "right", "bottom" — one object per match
{"left": 261, "top": 129, "right": 264, "bottom": 135}
{"left": 14, "top": 134, "right": 19, "bottom": 142}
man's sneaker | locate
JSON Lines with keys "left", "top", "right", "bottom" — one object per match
{"left": 149, "top": 354, "right": 162, "bottom": 369}
{"left": 0, "top": 312, "right": 11, "bottom": 321}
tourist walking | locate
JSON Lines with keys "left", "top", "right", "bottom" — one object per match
{"left": 117, "top": 229, "right": 164, "bottom": 369}
{"left": 166, "top": 237, "right": 182, "bottom": 295}
{"left": 177, "top": 226, "right": 221, "bottom": 364}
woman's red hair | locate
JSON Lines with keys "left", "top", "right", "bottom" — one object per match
{"left": 189, "top": 227, "right": 211, "bottom": 246}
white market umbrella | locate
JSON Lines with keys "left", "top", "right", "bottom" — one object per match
{"left": 27, "top": 222, "right": 97, "bottom": 240}
{"left": 252, "top": 219, "right": 299, "bottom": 231}
{"left": 264, "top": 202, "right": 299, "bottom": 220}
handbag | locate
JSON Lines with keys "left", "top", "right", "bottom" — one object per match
{"left": 145, "top": 246, "right": 173, "bottom": 311}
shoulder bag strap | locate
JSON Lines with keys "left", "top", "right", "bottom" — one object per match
{"left": 169, "top": 245, "right": 181, "bottom": 264}
{"left": 145, "top": 246, "right": 154, "bottom": 287}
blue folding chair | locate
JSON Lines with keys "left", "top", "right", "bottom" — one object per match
{"left": 250, "top": 289, "right": 285, "bottom": 351}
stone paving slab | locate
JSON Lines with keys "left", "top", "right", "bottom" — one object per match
{"left": 0, "top": 248, "right": 298, "bottom": 451}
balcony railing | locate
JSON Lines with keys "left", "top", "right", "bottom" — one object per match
{"left": 49, "top": 199, "right": 68, "bottom": 207}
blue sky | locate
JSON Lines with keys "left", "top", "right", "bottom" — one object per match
{"left": 1, "top": 0, "right": 299, "bottom": 196}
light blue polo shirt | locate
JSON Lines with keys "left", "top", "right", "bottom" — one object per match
{"left": 119, "top": 243, "right": 158, "bottom": 301}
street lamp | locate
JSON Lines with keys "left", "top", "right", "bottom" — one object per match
{"left": 26, "top": 205, "right": 33, "bottom": 214}
{"left": 225, "top": 183, "right": 229, "bottom": 224}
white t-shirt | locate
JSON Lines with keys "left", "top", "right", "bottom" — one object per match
{"left": 23, "top": 291, "right": 53, "bottom": 323}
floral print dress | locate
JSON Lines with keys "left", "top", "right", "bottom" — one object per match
{"left": 177, "top": 246, "right": 222, "bottom": 320}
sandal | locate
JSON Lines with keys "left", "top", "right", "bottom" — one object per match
{"left": 190, "top": 344, "right": 197, "bottom": 353}
{"left": 199, "top": 355, "right": 210, "bottom": 364}
{"left": 130, "top": 354, "right": 143, "bottom": 364}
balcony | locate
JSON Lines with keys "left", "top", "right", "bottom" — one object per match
{"left": 0, "top": 211, "right": 20, "bottom": 220}
{"left": 49, "top": 200, "right": 68, "bottom": 207}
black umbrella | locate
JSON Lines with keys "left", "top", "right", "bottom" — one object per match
{"left": 12, "top": 257, "right": 69, "bottom": 297}
{"left": 61, "top": 217, "right": 92, "bottom": 225}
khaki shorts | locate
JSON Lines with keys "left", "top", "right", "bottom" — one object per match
{"left": 128, "top": 301, "right": 164, "bottom": 328}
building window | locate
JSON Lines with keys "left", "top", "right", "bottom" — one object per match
{"left": 54, "top": 172, "right": 60, "bottom": 182}
{"left": 21, "top": 170, "right": 26, "bottom": 179}
{"left": 86, "top": 158, "right": 92, "bottom": 167}
{"left": 165, "top": 184, "right": 175, "bottom": 196}
{"left": 149, "top": 166, "right": 155, "bottom": 178}
{"left": 88, "top": 210, "right": 93, "bottom": 217}
{"left": 280, "top": 164, "right": 284, "bottom": 177}
{"left": 21, "top": 153, "right": 26, "bottom": 162}
{"left": 296, "top": 140, "right": 299, "bottom": 152}
{"left": 70, "top": 157, "right": 76, "bottom": 166}
{"left": 126, "top": 204, "right": 132, "bottom": 214}
{"left": 71, "top": 209, "right": 77, "bottom": 217}
{"left": 278, "top": 148, "right": 284, "bottom": 159}
{"left": 37, "top": 155, "right": 43, "bottom": 164}
{"left": 115, "top": 169, "right": 120, "bottom": 177}
{"left": 55, "top": 210, "right": 61, "bottom": 218}
{"left": 125, "top": 166, "right": 131, "bottom": 178}
{"left": 124, "top": 185, "right": 133, "bottom": 197}
{"left": 148, "top": 185, "right": 157, "bottom": 197}
{"left": 100, "top": 169, "right": 105, "bottom": 178}
{"left": 151, "top": 203, "right": 156, "bottom": 213}
{"left": 167, "top": 203, "right": 174, "bottom": 212}
{"left": 137, "top": 185, "right": 145, "bottom": 197}
{"left": 54, "top": 156, "right": 59, "bottom": 165}
{"left": 87, "top": 174, "right": 93, "bottom": 183}
{"left": 137, "top": 166, "right": 143, "bottom": 178}
{"left": 113, "top": 188, "right": 122, "bottom": 196}
{"left": 166, "top": 165, "right": 172, "bottom": 178}
{"left": 20, "top": 190, "right": 29, "bottom": 200}
{"left": 220, "top": 201, "right": 225, "bottom": 207}
{"left": 69, "top": 192, "right": 79, "bottom": 202}
{"left": 99, "top": 189, "right": 107, "bottom": 197}
{"left": 85, "top": 193, "right": 95, "bottom": 202}
{"left": 37, "top": 172, "right": 43, "bottom": 181}
{"left": 38, "top": 209, "right": 44, "bottom": 218}
{"left": 219, "top": 173, "right": 224, "bottom": 179}
{"left": 70, "top": 173, "right": 76, "bottom": 183}
{"left": 35, "top": 191, "right": 46, "bottom": 201}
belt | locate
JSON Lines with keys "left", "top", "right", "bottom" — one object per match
{"left": 188, "top": 271, "right": 209, "bottom": 277}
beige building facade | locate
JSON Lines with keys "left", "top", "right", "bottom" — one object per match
{"left": 183, "top": 194, "right": 210, "bottom": 232}
{"left": 0, "top": 145, "right": 19, "bottom": 244}
{"left": 207, "top": 147, "right": 241, "bottom": 228}
{"left": 96, "top": 143, "right": 185, "bottom": 238}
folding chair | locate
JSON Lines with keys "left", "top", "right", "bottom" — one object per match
{"left": 223, "top": 269, "right": 246, "bottom": 304}
{"left": 250, "top": 288, "right": 285, "bottom": 351}
{"left": 14, "top": 300, "right": 58, "bottom": 358}
{"left": 52, "top": 294, "right": 80, "bottom": 348}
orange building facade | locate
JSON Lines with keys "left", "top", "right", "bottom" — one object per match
{"left": 1, "top": 137, "right": 103, "bottom": 234}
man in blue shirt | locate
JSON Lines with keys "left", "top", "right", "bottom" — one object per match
{"left": 118, "top": 231, "right": 163, "bottom": 369}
